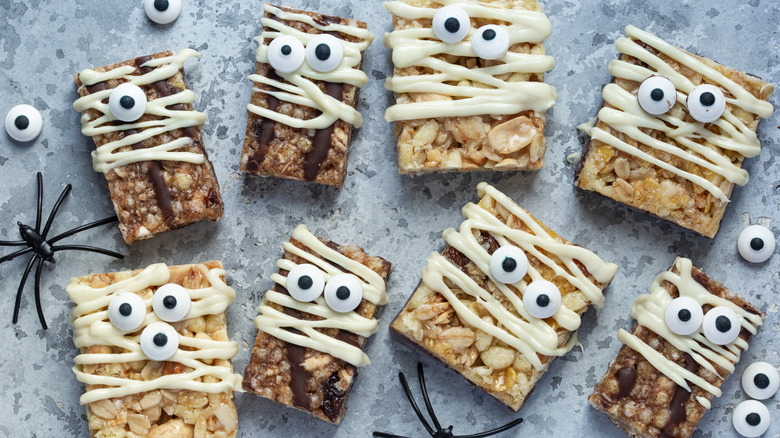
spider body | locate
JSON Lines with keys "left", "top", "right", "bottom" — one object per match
{"left": 18, "top": 222, "right": 54, "bottom": 263}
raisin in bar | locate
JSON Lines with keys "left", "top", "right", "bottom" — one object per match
{"left": 73, "top": 50, "right": 223, "bottom": 244}
{"left": 589, "top": 257, "right": 764, "bottom": 438}
{"left": 390, "top": 183, "right": 617, "bottom": 411}
{"left": 576, "top": 25, "right": 774, "bottom": 238}
{"left": 67, "top": 261, "right": 243, "bottom": 437}
{"left": 243, "top": 224, "right": 392, "bottom": 424}
{"left": 384, "top": 0, "right": 557, "bottom": 173}
{"left": 240, "top": 4, "right": 373, "bottom": 187}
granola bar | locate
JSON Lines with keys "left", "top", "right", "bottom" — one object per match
{"left": 242, "top": 224, "right": 392, "bottom": 424}
{"left": 74, "top": 50, "right": 224, "bottom": 244}
{"left": 390, "top": 183, "right": 617, "bottom": 411}
{"left": 575, "top": 26, "right": 774, "bottom": 238}
{"left": 384, "top": 0, "right": 557, "bottom": 173}
{"left": 589, "top": 257, "right": 764, "bottom": 438}
{"left": 67, "top": 261, "right": 243, "bottom": 437}
{"left": 240, "top": 4, "right": 373, "bottom": 187}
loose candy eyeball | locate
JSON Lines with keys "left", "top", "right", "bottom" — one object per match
{"left": 638, "top": 76, "right": 677, "bottom": 115}
{"left": 5, "top": 104, "right": 43, "bottom": 142}
{"left": 741, "top": 362, "right": 779, "bottom": 400}
{"left": 738, "top": 225, "right": 775, "bottom": 264}
{"left": 144, "top": 0, "right": 182, "bottom": 25}
{"left": 733, "top": 400, "right": 770, "bottom": 437}
{"left": 687, "top": 84, "right": 726, "bottom": 123}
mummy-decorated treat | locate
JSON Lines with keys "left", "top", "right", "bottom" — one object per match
{"left": 144, "top": 0, "right": 181, "bottom": 24}
{"left": 741, "top": 362, "right": 779, "bottom": 401}
{"left": 243, "top": 224, "right": 392, "bottom": 424}
{"left": 239, "top": 4, "right": 373, "bottom": 188}
{"left": 5, "top": 104, "right": 43, "bottom": 142}
{"left": 68, "top": 261, "right": 242, "bottom": 437}
{"left": 384, "top": 0, "right": 557, "bottom": 173}
{"left": 590, "top": 257, "right": 764, "bottom": 438}
{"left": 73, "top": 49, "right": 223, "bottom": 244}
{"left": 576, "top": 26, "right": 775, "bottom": 238}
{"left": 733, "top": 400, "right": 771, "bottom": 437}
{"left": 391, "top": 183, "right": 617, "bottom": 411}
{"left": 738, "top": 224, "right": 776, "bottom": 263}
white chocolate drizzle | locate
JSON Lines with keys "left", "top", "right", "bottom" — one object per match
{"left": 254, "top": 224, "right": 388, "bottom": 367}
{"left": 618, "top": 257, "right": 763, "bottom": 406}
{"left": 383, "top": 0, "right": 557, "bottom": 122}
{"left": 248, "top": 4, "right": 373, "bottom": 129}
{"left": 421, "top": 183, "right": 617, "bottom": 370}
{"left": 73, "top": 49, "right": 207, "bottom": 173}
{"left": 68, "top": 263, "right": 242, "bottom": 404}
{"left": 584, "top": 25, "right": 774, "bottom": 202}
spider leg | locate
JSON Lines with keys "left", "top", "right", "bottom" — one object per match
{"left": 41, "top": 184, "right": 72, "bottom": 238}
{"left": 417, "top": 363, "right": 444, "bottom": 432}
{"left": 49, "top": 216, "right": 119, "bottom": 244}
{"left": 453, "top": 417, "right": 524, "bottom": 438}
{"left": 0, "top": 247, "right": 34, "bottom": 264}
{"left": 399, "top": 371, "right": 436, "bottom": 436}
{"left": 51, "top": 245, "right": 124, "bottom": 259}
{"left": 35, "top": 172, "right": 43, "bottom": 232}
{"left": 372, "top": 432, "right": 412, "bottom": 438}
{"left": 12, "top": 255, "right": 39, "bottom": 324}
{"left": 33, "top": 259, "right": 47, "bottom": 330}
{"left": 0, "top": 241, "right": 26, "bottom": 247}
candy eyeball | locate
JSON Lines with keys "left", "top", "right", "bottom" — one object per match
{"left": 268, "top": 35, "right": 305, "bottom": 74}
{"left": 738, "top": 225, "right": 775, "bottom": 264}
{"left": 140, "top": 321, "right": 179, "bottom": 361}
{"left": 5, "top": 104, "right": 43, "bottom": 142}
{"left": 741, "top": 362, "right": 779, "bottom": 400}
{"left": 472, "top": 25, "right": 510, "bottom": 60}
{"left": 108, "top": 83, "right": 148, "bottom": 122}
{"left": 323, "top": 273, "right": 363, "bottom": 313}
{"left": 152, "top": 283, "right": 191, "bottom": 322}
{"left": 305, "top": 34, "right": 344, "bottom": 73}
{"left": 144, "top": 0, "right": 182, "bottom": 25}
{"left": 108, "top": 292, "right": 147, "bottom": 332}
{"left": 286, "top": 264, "right": 326, "bottom": 303}
{"left": 702, "top": 306, "right": 741, "bottom": 345}
{"left": 664, "top": 296, "right": 704, "bottom": 336}
{"left": 638, "top": 76, "right": 677, "bottom": 115}
{"left": 687, "top": 84, "right": 726, "bottom": 123}
{"left": 489, "top": 245, "right": 529, "bottom": 285}
{"left": 733, "top": 400, "right": 770, "bottom": 438}
{"left": 523, "top": 280, "right": 561, "bottom": 319}
{"left": 432, "top": 5, "right": 470, "bottom": 44}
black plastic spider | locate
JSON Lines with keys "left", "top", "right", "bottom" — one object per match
{"left": 0, "top": 172, "right": 123, "bottom": 329}
{"left": 373, "top": 363, "right": 524, "bottom": 438}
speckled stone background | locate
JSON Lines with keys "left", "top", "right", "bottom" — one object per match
{"left": 0, "top": 0, "right": 778, "bottom": 437}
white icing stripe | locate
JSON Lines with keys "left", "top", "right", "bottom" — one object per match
{"left": 254, "top": 224, "right": 387, "bottom": 368}
{"left": 620, "top": 257, "right": 763, "bottom": 407}
{"left": 67, "top": 263, "right": 242, "bottom": 405}
{"left": 588, "top": 25, "right": 774, "bottom": 202}
{"left": 420, "top": 183, "right": 616, "bottom": 370}
{"left": 248, "top": 4, "right": 373, "bottom": 129}
{"left": 73, "top": 49, "right": 208, "bottom": 173}
{"left": 383, "top": 0, "right": 556, "bottom": 122}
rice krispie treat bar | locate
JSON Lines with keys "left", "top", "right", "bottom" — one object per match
{"left": 240, "top": 4, "right": 373, "bottom": 187}
{"left": 243, "top": 224, "right": 392, "bottom": 424}
{"left": 391, "top": 183, "right": 617, "bottom": 411}
{"left": 67, "top": 261, "right": 243, "bottom": 437}
{"left": 73, "top": 50, "right": 224, "bottom": 244}
{"left": 384, "top": 0, "right": 557, "bottom": 173}
{"left": 576, "top": 26, "right": 774, "bottom": 238}
{"left": 589, "top": 257, "right": 764, "bottom": 438}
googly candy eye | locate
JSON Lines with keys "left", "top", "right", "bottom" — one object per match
{"left": 687, "top": 84, "right": 726, "bottom": 123}
{"left": 108, "top": 83, "right": 148, "bottom": 122}
{"left": 140, "top": 321, "right": 180, "bottom": 361}
{"left": 471, "top": 25, "right": 510, "bottom": 60}
{"left": 152, "top": 283, "right": 191, "bottom": 322}
{"left": 268, "top": 35, "right": 306, "bottom": 74}
{"left": 733, "top": 400, "right": 770, "bottom": 438}
{"left": 638, "top": 76, "right": 677, "bottom": 115}
{"left": 432, "top": 5, "right": 470, "bottom": 44}
{"left": 286, "top": 263, "right": 326, "bottom": 303}
{"left": 702, "top": 306, "right": 741, "bottom": 345}
{"left": 144, "top": 0, "right": 182, "bottom": 25}
{"left": 741, "top": 362, "right": 779, "bottom": 400}
{"left": 523, "top": 280, "right": 561, "bottom": 319}
{"left": 108, "top": 292, "right": 147, "bottom": 332}
{"left": 489, "top": 245, "right": 529, "bottom": 284}
{"left": 738, "top": 225, "right": 776, "bottom": 264}
{"left": 305, "top": 34, "right": 344, "bottom": 73}
{"left": 323, "top": 274, "right": 363, "bottom": 313}
{"left": 5, "top": 104, "right": 43, "bottom": 142}
{"left": 663, "top": 296, "right": 704, "bottom": 336}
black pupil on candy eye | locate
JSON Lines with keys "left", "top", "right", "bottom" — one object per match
{"left": 754, "top": 373, "right": 770, "bottom": 389}
{"left": 715, "top": 315, "right": 731, "bottom": 333}
{"left": 750, "top": 237, "right": 764, "bottom": 251}
{"left": 700, "top": 92, "right": 716, "bottom": 107}
{"left": 677, "top": 309, "right": 691, "bottom": 322}
{"left": 444, "top": 17, "right": 460, "bottom": 33}
{"left": 315, "top": 44, "right": 331, "bottom": 61}
{"left": 119, "top": 303, "right": 132, "bottom": 317}
{"left": 502, "top": 257, "right": 517, "bottom": 273}
{"left": 14, "top": 115, "right": 29, "bottom": 130}
{"left": 120, "top": 96, "right": 135, "bottom": 109}
{"left": 154, "top": 0, "right": 169, "bottom": 12}
{"left": 483, "top": 29, "right": 496, "bottom": 41}
{"left": 650, "top": 88, "right": 664, "bottom": 102}
{"left": 163, "top": 295, "right": 177, "bottom": 309}
{"left": 281, "top": 45, "right": 292, "bottom": 56}
{"left": 153, "top": 333, "right": 167, "bottom": 347}
{"left": 297, "top": 275, "right": 313, "bottom": 290}
{"left": 746, "top": 413, "right": 761, "bottom": 426}
{"left": 336, "top": 286, "right": 351, "bottom": 301}
{"left": 536, "top": 294, "right": 550, "bottom": 308}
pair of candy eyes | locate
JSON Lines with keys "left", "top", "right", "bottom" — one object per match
{"left": 489, "top": 246, "right": 561, "bottom": 320}
{"left": 637, "top": 76, "right": 726, "bottom": 123}
{"left": 732, "top": 362, "right": 778, "bottom": 436}
{"left": 432, "top": 5, "right": 511, "bottom": 60}
{"left": 664, "top": 297, "right": 743, "bottom": 345}
{"left": 287, "top": 264, "right": 365, "bottom": 313}
{"left": 267, "top": 34, "right": 345, "bottom": 75}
